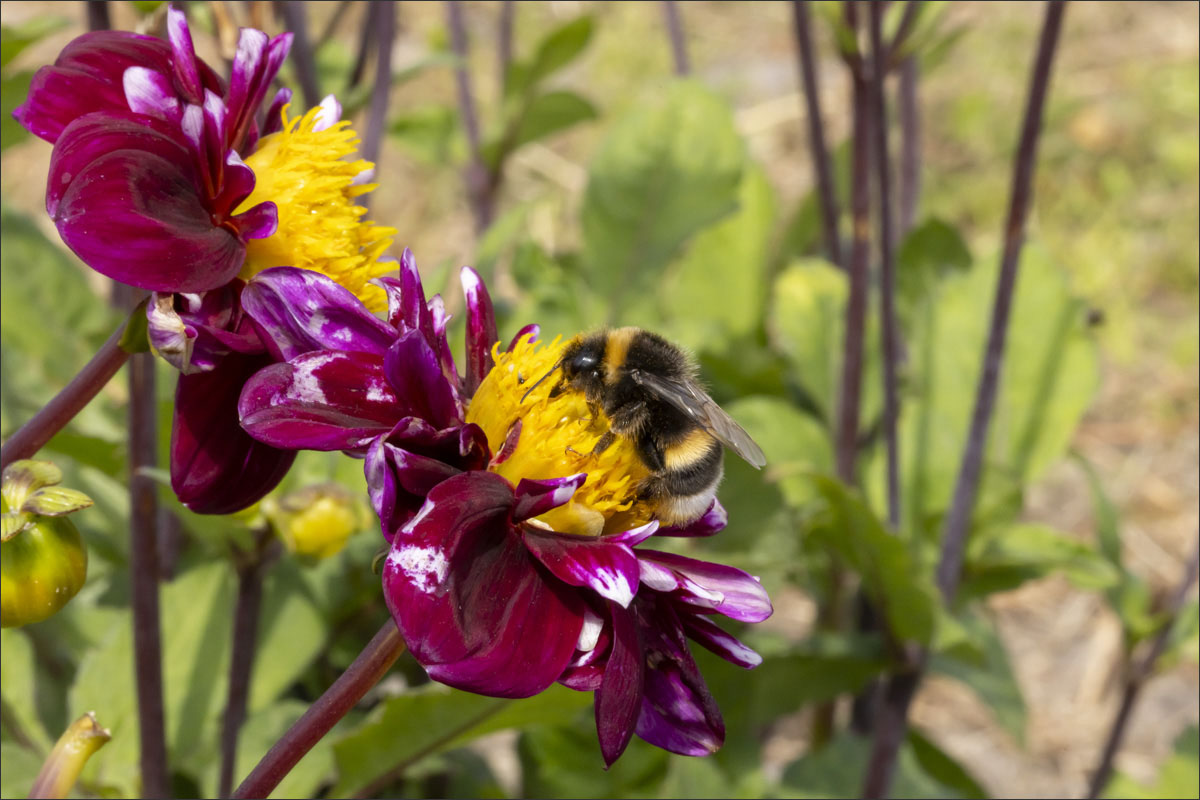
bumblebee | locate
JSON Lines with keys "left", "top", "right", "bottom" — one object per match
{"left": 523, "top": 327, "right": 765, "bottom": 525}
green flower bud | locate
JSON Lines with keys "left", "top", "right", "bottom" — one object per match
{"left": 1, "top": 460, "right": 92, "bottom": 628}
{"left": 262, "top": 483, "right": 366, "bottom": 563}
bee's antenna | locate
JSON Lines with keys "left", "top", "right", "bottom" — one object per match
{"left": 521, "top": 359, "right": 563, "bottom": 403}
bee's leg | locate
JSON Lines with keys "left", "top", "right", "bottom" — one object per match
{"left": 590, "top": 430, "right": 616, "bottom": 455}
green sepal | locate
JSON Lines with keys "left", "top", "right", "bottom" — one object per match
{"left": 118, "top": 296, "right": 151, "bottom": 354}
{"left": 1, "top": 512, "right": 29, "bottom": 542}
{"left": 22, "top": 487, "right": 93, "bottom": 517}
{"left": 1, "top": 459, "right": 63, "bottom": 510}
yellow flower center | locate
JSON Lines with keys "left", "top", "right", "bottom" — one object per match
{"left": 236, "top": 104, "right": 397, "bottom": 311}
{"left": 466, "top": 335, "right": 652, "bottom": 537}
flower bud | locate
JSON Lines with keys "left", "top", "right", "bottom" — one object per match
{"left": 29, "top": 712, "right": 111, "bottom": 799}
{"left": 2, "top": 460, "right": 92, "bottom": 628}
{"left": 261, "top": 484, "right": 365, "bottom": 563}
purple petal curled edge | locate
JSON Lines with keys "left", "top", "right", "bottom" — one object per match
{"left": 507, "top": 324, "right": 539, "bottom": 352}
{"left": 242, "top": 267, "right": 396, "bottom": 361}
{"left": 366, "top": 437, "right": 464, "bottom": 541}
{"left": 171, "top": 352, "right": 295, "bottom": 514}
{"left": 239, "top": 351, "right": 397, "bottom": 451}
{"left": 147, "top": 284, "right": 260, "bottom": 374}
{"left": 595, "top": 604, "right": 645, "bottom": 767}
{"left": 382, "top": 472, "right": 584, "bottom": 698}
{"left": 461, "top": 266, "right": 498, "bottom": 397}
{"left": 511, "top": 474, "right": 585, "bottom": 521}
{"left": 633, "top": 597, "right": 724, "bottom": 757}
{"left": 383, "top": 331, "right": 461, "bottom": 430}
{"left": 13, "top": 31, "right": 173, "bottom": 143}
{"left": 680, "top": 614, "right": 763, "bottom": 669}
{"left": 656, "top": 499, "right": 728, "bottom": 537}
{"left": 166, "top": 6, "right": 203, "bottom": 102}
{"left": 523, "top": 529, "right": 640, "bottom": 609}
{"left": 638, "top": 551, "right": 773, "bottom": 623}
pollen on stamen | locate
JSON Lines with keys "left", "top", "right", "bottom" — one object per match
{"left": 465, "top": 334, "right": 652, "bottom": 537}
{"left": 235, "top": 103, "right": 397, "bottom": 311}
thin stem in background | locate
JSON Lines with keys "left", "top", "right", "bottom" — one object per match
{"left": 347, "top": 2, "right": 375, "bottom": 91}
{"left": 885, "top": 0, "right": 923, "bottom": 68}
{"left": 0, "top": 323, "right": 130, "bottom": 471}
{"left": 869, "top": 2, "right": 901, "bottom": 532}
{"left": 661, "top": 1, "right": 690, "bottom": 76}
{"left": 861, "top": 5, "right": 1067, "bottom": 796}
{"left": 445, "top": 0, "right": 494, "bottom": 233}
{"left": 361, "top": 0, "right": 395, "bottom": 198}
{"left": 276, "top": 2, "right": 321, "bottom": 108}
{"left": 790, "top": 0, "right": 843, "bottom": 268}
{"left": 85, "top": 1, "right": 110, "bottom": 31}
{"left": 1086, "top": 535, "right": 1200, "bottom": 800}
{"left": 218, "top": 539, "right": 278, "bottom": 799}
{"left": 936, "top": 0, "right": 1066, "bottom": 604}
{"left": 317, "top": 0, "right": 354, "bottom": 47}
{"left": 128, "top": 348, "right": 169, "bottom": 799}
{"left": 498, "top": 0, "right": 515, "bottom": 95}
{"left": 896, "top": 57, "right": 921, "bottom": 236}
{"left": 233, "top": 621, "right": 407, "bottom": 799}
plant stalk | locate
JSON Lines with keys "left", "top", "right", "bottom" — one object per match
{"left": 896, "top": 57, "right": 921, "bottom": 236}
{"left": 1, "top": 323, "right": 130, "bottom": 471}
{"left": 445, "top": 0, "right": 494, "bottom": 234}
{"left": 361, "top": 0, "right": 395, "bottom": 187}
{"left": 662, "top": 1, "right": 691, "bottom": 76}
{"left": 233, "top": 620, "right": 406, "bottom": 799}
{"left": 276, "top": 2, "right": 321, "bottom": 108}
{"left": 790, "top": 0, "right": 843, "bottom": 268}
{"left": 1086, "top": 535, "right": 1200, "bottom": 800}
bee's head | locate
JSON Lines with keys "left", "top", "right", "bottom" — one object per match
{"left": 559, "top": 335, "right": 605, "bottom": 394}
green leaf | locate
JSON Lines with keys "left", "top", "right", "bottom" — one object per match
{"left": 1, "top": 17, "right": 70, "bottom": 69}
{"left": 118, "top": 299, "right": 151, "bottom": 354}
{"left": 520, "top": 720, "right": 670, "bottom": 798}
{"left": 724, "top": 395, "right": 832, "bottom": 507}
{"left": 509, "top": 15, "right": 595, "bottom": 98}
{"left": 0, "top": 742, "right": 44, "bottom": 799}
{"left": 908, "top": 728, "right": 988, "bottom": 799}
{"left": 895, "top": 218, "right": 971, "bottom": 322}
{"left": 331, "top": 683, "right": 591, "bottom": 797}
{"left": 779, "top": 733, "right": 956, "bottom": 799}
{"left": 511, "top": 90, "right": 597, "bottom": 151}
{"left": 1075, "top": 453, "right": 1124, "bottom": 569}
{"left": 0, "top": 629, "right": 52, "bottom": 752}
{"left": 770, "top": 259, "right": 880, "bottom": 426}
{"left": 871, "top": 242, "right": 1100, "bottom": 539}
{"left": 660, "top": 164, "right": 777, "bottom": 351}
{"left": 388, "top": 105, "right": 460, "bottom": 164}
{"left": 960, "top": 522, "right": 1121, "bottom": 600}
{"left": 581, "top": 81, "right": 745, "bottom": 322}
{"left": 1, "top": 70, "right": 32, "bottom": 152}
{"left": 929, "top": 613, "right": 1026, "bottom": 743}
{"left": 809, "top": 474, "right": 938, "bottom": 645}
{"left": 1104, "top": 727, "right": 1199, "bottom": 799}
{"left": 247, "top": 560, "right": 326, "bottom": 713}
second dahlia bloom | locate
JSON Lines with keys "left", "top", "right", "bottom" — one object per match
{"left": 237, "top": 258, "right": 772, "bottom": 764}
{"left": 15, "top": 8, "right": 396, "bottom": 513}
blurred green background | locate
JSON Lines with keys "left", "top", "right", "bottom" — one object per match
{"left": 0, "top": 2, "right": 1196, "bottom": 798}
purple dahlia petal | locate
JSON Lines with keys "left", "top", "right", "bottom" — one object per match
{"left": 380, "top": 418, "right": 491, "bottom": 472}
{"left": 53, "top": 149, "right": 244, "bottom": 293}
{"left": 596, "top": 604, "right": 645, "bottom": 767}
{"left": 511, "top": 474, "right": 585, "bottom": 521}
{"left": 313, "top": 94, "right": 342, "bottom": 131}
{"left": 201, "top": 90, "right": 230, "bottom": 182}
{"left": 523, "top": 529, "right": 639, "bottom": 608}
{"left": 171, "top": 353, "right": 295, "bottom": 514}
{"left": 14, "top": 31, "right": 173, "bottom": 143}
{"left": 388, "top": 248, "right": 428, "bottom": 333}
{"left": 656, "top": 499, "right": 728, "bottom": 537}
{"left": 242, "top": 267, "right": 395, "bottom": 361}
{"left": 382, "top": 472, "right": 584, "bottom": 698}
{"left": 427, "top": 294, "right": 460, "bottom": 390}
{"left": 232, "top": 200, "right": 277, "bottom": 241}
{"left": 166, "top": 6, "right": 203, "bottom": 103}
{"left": 461, "top": 266, "right": 498, "bottom": 397}
{"left": 638, "top": 551, "right": 773, "bottom": 624}
{"left": 218, "top": 151, "right": 260, "bottom": 219}
{"left": 680, "top": 614, "right": 762, "bottom": 669}
{"left": 238, "top": 351, "right": 397, "bottom": 451}
{"left": 148, "top": 284, "right": 261, "bottom": 374}
{"left": 46, "top": 111, "right": 196, "bottom": 217}
{"left": 366, "top": 437, "right": 463, "bottom": 541}
{"left": 262, "top": 87, "right": 292, "bottom": 136}
{"left": 123, "top": 66, "right": 181, "bottom": 122}
{"left": 633, "top": 598, "right": 724, "bottom": 757}
{"left": 508, "top": 324, "right": 539, "bottom": 351}
{"left": 603, "top": 521, "right": 660, "bottom": 547}
{"left": 383, "top": 330, "right": 461, "bottom": 429}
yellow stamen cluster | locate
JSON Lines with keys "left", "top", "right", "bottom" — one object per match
{"left": 466, "top": 335, "right": 652, "bottom": 537}
{"left": 236, "top": 104, "right": 397, "bottom": 311}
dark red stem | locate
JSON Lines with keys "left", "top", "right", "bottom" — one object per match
{"left": 662, "top": 1, "right": 690, "bottom": 76}
{"left": 233, "top": 621, "right": 406, "bottom": 799}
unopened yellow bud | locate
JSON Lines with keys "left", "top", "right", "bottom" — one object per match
{"left": 262, "top": 484, "right": 365, "bottom": 563}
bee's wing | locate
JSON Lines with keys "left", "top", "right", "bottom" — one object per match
{"left": 631, "top": 371, "right": 767, "bottom": 469}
